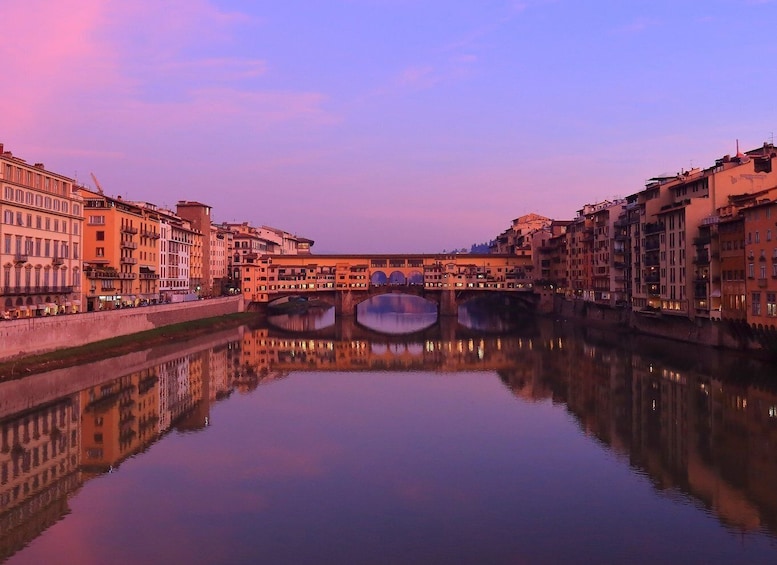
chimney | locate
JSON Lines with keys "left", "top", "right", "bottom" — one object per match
{"left": 0, "top": 143, "right": 3, "bottom": 154}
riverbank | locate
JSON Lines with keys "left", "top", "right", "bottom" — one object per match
{"left": 0, "top": 295, "right": 245, "bottom": 361}
{"left": 553, "top": 295, "right": 776, "bottom": 359}
{"left": 0, "top": 311, "right": 256, "bottom": 380}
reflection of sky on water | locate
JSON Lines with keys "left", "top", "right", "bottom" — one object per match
{"left": 357, "top": 295, "right": 437, "bottom": 335}
{"left": 268, "top": 307, "right": 335, "bottom": 331}
{"left": 11, "top": 370, "right": 777, "bottom": 565}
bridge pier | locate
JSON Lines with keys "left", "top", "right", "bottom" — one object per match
{"left": 439, "top": 290, "right": 458, "bottom": 317}
{"left": 335, "top": 290, "right": 356, "bottom": 317}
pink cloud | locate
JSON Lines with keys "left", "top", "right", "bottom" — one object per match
{"left": 397, "top": 65, "right": 440, "bottom": 89}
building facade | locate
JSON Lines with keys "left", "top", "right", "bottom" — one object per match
{"left": 1, "top": 145, "right": 84, "bottom": 319}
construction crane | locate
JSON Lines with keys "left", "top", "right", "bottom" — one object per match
{"left": 90, "top": 172, "right": 104, "bottom": 195}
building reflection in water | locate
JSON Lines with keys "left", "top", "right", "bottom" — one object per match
{"left": 2, "top": 316, "right": 777, "bottom": 559}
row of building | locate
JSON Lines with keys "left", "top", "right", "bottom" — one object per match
{"left": 490, "top": 141, "right": 777, "bottom": 329}
{"left": 0, "top": 143, "right": 313, "bottom": 318}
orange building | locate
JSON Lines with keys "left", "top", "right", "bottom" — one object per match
{"left": 741, "top": 198, "right": 777, "bottom": 328}
{"left": 78, "top": 187, "right": 160, "bottom": 310}
{"left": 176, "top": 201, "right": 210, "bottom": 295}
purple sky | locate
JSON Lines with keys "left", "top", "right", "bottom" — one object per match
{"left": 3, "top": 0, "right": 776, "bottom": 253}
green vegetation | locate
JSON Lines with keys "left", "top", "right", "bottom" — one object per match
{"left": 0, "top": 312, "right": 256, "bottom": 380}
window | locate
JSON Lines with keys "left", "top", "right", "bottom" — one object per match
{"left": 3, "top": 235, "right": 10, "bottom": 254}
{"left": 2, "top": 210, "right": 11, "bottom": 224}
{"left": 89, "top": 215, "right": 105, "bottom": 225}
{"left": 96, "top": 230, "right": 105, "bottom": 241}
{"left": 752, "top": 292, "right": 762, "bottom": 316}
{"left": 96, "top": 247, "right": 105, "bottom": 257}
{"left": 768, "top": 293, "right": 777, "bottom": 317}
{"left": 15, "top": 212, "right": 22, "bottom": 226}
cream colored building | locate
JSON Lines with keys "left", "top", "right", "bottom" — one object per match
{"left": 158, "top": 208, "right": 195, "bottom": 301}
{"left": 0, "top": 144, "right": 84, "bottom": 318}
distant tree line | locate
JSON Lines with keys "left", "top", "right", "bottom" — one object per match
{"left": 441, "top": 241, "right": 494, "bottom": 254}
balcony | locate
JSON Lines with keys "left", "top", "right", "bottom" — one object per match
{"left": 121, "top": 241, "right": 138, "bottom": 249}
{"left": 644, "top": 222, "right": 665, "bottom": 235}
{"left": 87, "top": 269, "right": 120, "bottom": 279}
{"left": 52, "top": 256, "right": 64, "bottom": 266}
{"left": 693, "top": 235, "right": 711, "bottom": 247}
{"left": 645, "top": 240, "right": 660, "bottom": 251}
{"left": 6, "top": 285, "right": 76, "bottom": 295}
{"left": 13, "top": 253, "right": 28, "bottom": 264}
{"left": 141, "top": 229, "right": 160, "bottom": 239}
{"left": 120, "top": 257, "right": 137, "bottom": 265}
{"left": 121, "top": 225, "right": 139, "bottom": 234}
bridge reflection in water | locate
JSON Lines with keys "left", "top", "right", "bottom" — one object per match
{"left": 2, "top": 320, "right": 777, "bottom": 561}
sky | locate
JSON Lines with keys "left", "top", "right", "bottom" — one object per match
{"left": 2, "top": 0, "right": 777, "bottom": 253}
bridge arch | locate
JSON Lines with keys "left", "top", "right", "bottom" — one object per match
{"left": 388, "top": 271, "right": 406, "bottom": 285}
{"left": 407, "top": 270, "right": 423, "bottom": 285}
{"left": 371, "top": 271, "right": 388, "bottom": 286}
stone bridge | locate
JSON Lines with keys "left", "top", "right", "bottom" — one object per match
{"left": 237, "top": 253, "right": 542, "bottom": 317}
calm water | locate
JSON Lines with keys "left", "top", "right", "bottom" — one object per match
{"left": 2, "top": 295, "right": 777, "bottom": 564}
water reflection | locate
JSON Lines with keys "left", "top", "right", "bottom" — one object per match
{"left": 357, "top": 294, "right": 437, "bottom": 334}
{"left": 2, "top": 311, "right": 777, "bottom": 562}
{"left": 267, "top": 306, "right": 334, "bottom": 332}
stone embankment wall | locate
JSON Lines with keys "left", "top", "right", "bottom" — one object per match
{"left": 0, "top": 296, "right": 244, "bottom": 361}
{"left": 553, "top": 295, "right": 766, "bottom": 353}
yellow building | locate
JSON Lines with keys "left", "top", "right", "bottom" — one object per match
{"left": 78, "top": 188, "right": 161, "bottom": 310}
{"left": 0, "top": 144, "right": 84, "bottom": 318}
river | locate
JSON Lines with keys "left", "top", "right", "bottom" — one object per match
{"left": 2, "top": 295, "right": 777, "bottom": 564}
